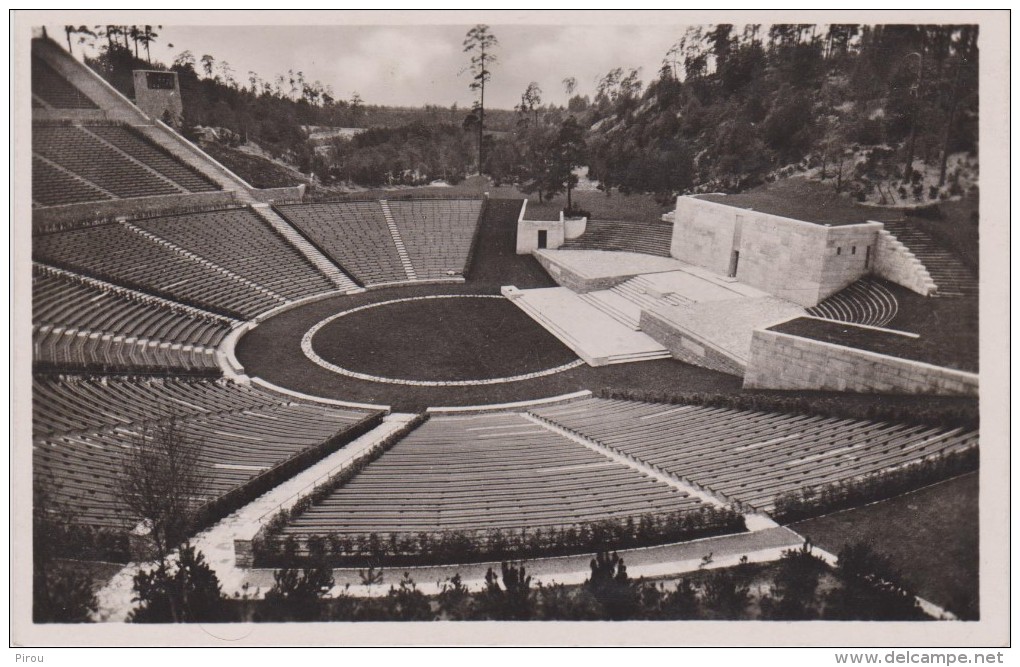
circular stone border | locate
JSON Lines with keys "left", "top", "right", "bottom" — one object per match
{"left": 301, "top": 294, "right": 585, "bottom": 387}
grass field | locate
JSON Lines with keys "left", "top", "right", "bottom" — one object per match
{"left": 772, "top": 314, "right": 978, "bottom": 372}
{"left": 311, "top": 296, "right": 577, "bottom": 382}
{"left": 792, "top": 472, "right": 979, "bottom": 619}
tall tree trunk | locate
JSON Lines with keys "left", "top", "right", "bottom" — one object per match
{"left": 939, "top": 59, "right": 963, "bottom": 186}
{"left": 65, "top": 28, "right": 73, "bottom": 54}
{"left": 904, "top": 56, "right": 923, "bottom": 182}
{"left": 567, "top": 183, "right": 573, "bottom": 210}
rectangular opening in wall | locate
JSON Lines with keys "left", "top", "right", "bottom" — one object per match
{"left": 537, "top": 229, "right": 547, "bottom": 249}
{"left": 865, "top": 245, "right": 871, "bottom": 269}
{"left": 852, "top": 246, "right": 857, "bottom": 255}
{"left": 837, "top": 247, "right": 842, "bottom": 255}
{"left": 729, "top": 250, "right": 740, "bottom": 277}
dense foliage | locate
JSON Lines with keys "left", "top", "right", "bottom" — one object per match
{"left": 76, "top": 24, "right": 977, "bottom": 204}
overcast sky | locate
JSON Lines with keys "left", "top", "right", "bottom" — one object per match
{"left": 51, "top": 23, "right": 688, "bottom": 109}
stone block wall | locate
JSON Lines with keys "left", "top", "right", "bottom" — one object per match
{"left": 670, "top": 197, "right": 881, "bottom": 307}
{"left": 641, "top": 310, "right": 747, "bottom": 377}
{"left": 872, "top": 229, "right": 938, "bottom": 296}
{"left": 532, "top": 251, "right": 633, "bottom": 293}
{"left": 743, "top": 329, "right": 978, "bottom": 396}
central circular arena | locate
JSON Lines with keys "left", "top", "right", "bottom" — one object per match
{"left": 303, "top": 295, "right": 582, "bottom": 386}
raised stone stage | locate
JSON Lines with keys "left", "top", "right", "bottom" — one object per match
{"left": 502, "top": 286, "right": 671, "bottom": 367}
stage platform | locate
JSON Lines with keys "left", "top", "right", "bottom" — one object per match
{"left": 502, "top": 286, "right": 671, "bottom": 367}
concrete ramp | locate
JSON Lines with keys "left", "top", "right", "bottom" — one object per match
{"left": 504, "top": 286, "right": 670, "bottom": 366}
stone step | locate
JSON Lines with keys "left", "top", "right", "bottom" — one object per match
{"left": 379, "top": 200, "right": 418, "bottom": 281}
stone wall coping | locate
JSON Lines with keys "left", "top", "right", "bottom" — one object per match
{"left": 425, "top": 390, "right": 594, "bottom": 414}
{"left": 679, "top": 196, "right": 885, "bottom": 233}
{"left": 755, "top": 328, "right": 978, "bottom": 382}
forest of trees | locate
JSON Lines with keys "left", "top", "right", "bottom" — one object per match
{"left": 69, "top": 23, "right": 978, "bottom": 204}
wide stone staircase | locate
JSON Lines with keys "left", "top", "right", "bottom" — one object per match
{"left": 882, "top": 221, "right": 978, "bottom": 297}
{"left": 578, "top": 275, "right": 693, "bottom": 330}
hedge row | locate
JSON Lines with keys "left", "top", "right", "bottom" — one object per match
{"left": 252, "top": 413, "right": 430, "bottom": 558}
{"left": 192, "top": 411, "right": 386, "bottom": 533}
{"left": 595, "top": 388, "right": 979, "bottom": 431}
{"left": 255, "top": 506, "right": 747, "bottom": 569}
{"left": 772, "top": 447, "right": 979, "bottom": 524}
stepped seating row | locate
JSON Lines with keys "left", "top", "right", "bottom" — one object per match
{"left": 386, "top": 199, "right": 483, "bottom": 279}
{"left": 35, "top": 398, "right": 376, "bottom": 529}
{"left": 86, "top": 125, "right": 220, "bottom": 193}
{"left": 33, "top": 268, "right": 231, "bottom": 349}
{"left": 32, "top": 376, "right": 302, "bottom": 438}
{"left": 33, "top": 124, "right": 181, "bottom": 199}
{"left": 560, "top": 219, "right": 674, "bottom": 257}
{"left": 135, "top": 209, "right": 334, "bottom": 300}
{"left": 276, "top": 202, "right": 407, "bottom": 286}
{"left": 32, "top": 157, "right": 113, "bottom": 207}
{"left": 31, "top": 56, "right": 97, "bottom": 109}
{"left": 807, "top": 278, "right": 899, "bottom": 328}
{"left": 33, "top": 325, "right": 219, "bottom": 374}
{"left": 32, "top": 124, "right": 222, "bottom": 205}
{"left": 881, "top": 221, "right": 978, "bottom": 297}
{"left": 33, "top": 222, "right": 280, "bottom": 319}
{"left": 530, "top": 398, "right": 979, "bottom": 512}
{"left": 281, "top": 412, "right": 701, "bottom": 537}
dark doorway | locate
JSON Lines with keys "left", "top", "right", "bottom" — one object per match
{"left": 729, "top": 250, "right": 740, "bottom": 277}
{"left": 865, "top": 245, "right": 871, "bottom": 269}
{"left": 537, "top": 230, "right": 547, "bottom": 249}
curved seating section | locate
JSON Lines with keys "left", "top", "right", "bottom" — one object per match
{"left": 33, "top": 326, "right": 220, "bottom": 375}
{"left": 33, "top": 156, "right": 113, "bottom": 207}
{"left": 33, "top": 266, "right": 231, "bottom": 349}
{"left": 560, "top": 219, "right": 673, "bottom": 257}
{"left": 134, "top": 209, "right": 334, "bottom": 300}
{"left": 33, "top": 376, "right": 379, "bottom": 528}
{"left": 275, "top": 202, "right": 405, "bottom": 286}
{"left": 33, "top": 222, "right": 280, "bottom": 319}
{"left": 281, "top": 412, "right": 701, "bottom": 539}
{"left": 86, "top": 125, "right": 220, "bottom": 193}
{"left": 807, "top": 278, "right": 899, "bottom": 328}
{"left": 386, "top": 199, "right": 483, "bottom": 279}
{"left": 32, "top": 124, "right": 221, "bottom": 205}
{"left": 33, "top": 124, "right": 181, "bottom": 199}
{"left": 530, "top": 398, "right": 979, "bottom": 513}
{"left": 31, "top": 55, "right": 97, "bottom": 109}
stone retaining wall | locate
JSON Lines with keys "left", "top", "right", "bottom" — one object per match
{"left": 872, "top": 229, "right": 938, "bottom": 296}
{"left": 743, "top": 328, "right": 978, "bottom": 396}
{"left": 532, "top": 251, "right": 632, "bottom": 293}
{"left": 32, "top": 190, "right": 241, "bottom": 231}
{"left": 640, "top": 310, "right": 747, "bottom": 377}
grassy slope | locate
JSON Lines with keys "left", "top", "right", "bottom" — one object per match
{"left": 792, "top": 472, "right": 979, "bottom": 619}
{"left": 201, "top": 143, "right": 309, "bottom": 189}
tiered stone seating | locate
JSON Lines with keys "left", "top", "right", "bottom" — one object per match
{"left": 32, "top": 156, "right": 113, "bottom": 207}
{"left": 560, "top": 219, "right": 674, "bottom": 257}
{"left": 386, "top": 199, "right": 483, "bottom": 279}
{"left": 275, "top": 202, "right": 407, "bottom": 285}
{"left": 32, "top": 267, "right": 233, "bottom": 373}
{"left": 33, "top": 376, "right": 282, "bottom": 438}
{"left": 530, "top": 398, "right": 979, "bottom": 513}
{"left": 33, "top": 222, "right": 280, "bottom": 319}
{"left": 135, "top": 209, "right": 335, "bottom": 301}
{"left": 807, "top": 278, "right": 899, "bottom": 328}
{"left": 31, "top": 56, "right": 97, "bottom": 109}
{"left": 34, "top": 378, "right": 378, "bottom": 528}
{"left": 33, "top": 124, "right": 181, "bottom": 199}
{"left": 86, "top": 125, "right": 221, "bottom": 193}
{"left": 281, "top": 412, "right": 701, "bottom": 538}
